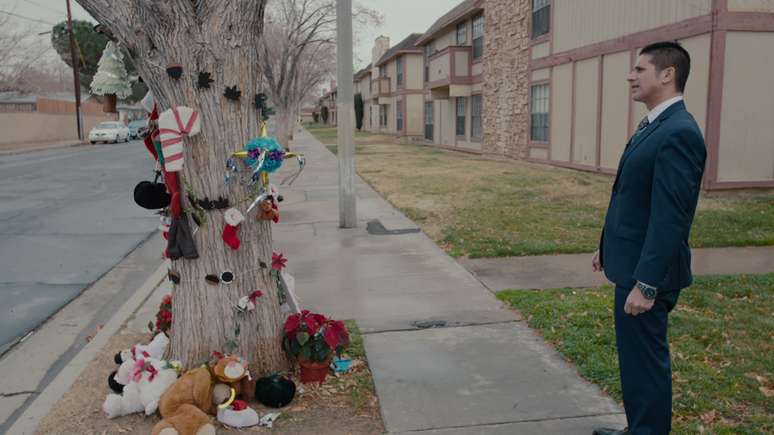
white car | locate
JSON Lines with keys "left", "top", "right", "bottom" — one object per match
{"left": 89, "top": 121, "right": 130, "bottom": 144}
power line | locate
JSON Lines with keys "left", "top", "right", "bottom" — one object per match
{"left": 0, "top": 9, "right": 55, "bottom": 25}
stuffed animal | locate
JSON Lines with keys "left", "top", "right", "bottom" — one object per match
{"left": 258, "top": 199, "right": 279, "bottom": 223}
{"left": 109, "top": 332, "right": 170, "bottom": 393}
{"left": 211, "top": 354, "right": 253, "bottom": 401}
{"left": 151, "top": 367, "right": 216, "bottom": 435}
{"left": 103, "top": 357, "right": 179, "bottom": 419}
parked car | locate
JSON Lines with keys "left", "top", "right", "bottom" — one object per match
{"left": 89, "top": 121, "right": 130, "bottom": 144}
{"left": 128, "top": 119, "right": 148, "bottom": 139}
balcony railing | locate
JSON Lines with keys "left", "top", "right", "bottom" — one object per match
{"left": 377, "top": 77, "right": 391, "bottom": 97}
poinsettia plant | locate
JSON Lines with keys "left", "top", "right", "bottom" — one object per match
{"left": 282, "top": 310, "right": 349, "bottom": 363}
{"left": 148, "top": 294, "right": 172, "bottom": 335}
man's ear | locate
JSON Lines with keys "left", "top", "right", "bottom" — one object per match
{"left": 661, "top": 66, "right": 676, "bottom": 86}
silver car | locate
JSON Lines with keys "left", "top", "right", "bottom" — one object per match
{"left": 89, "top": 121, "right": 130, "bottom": 144}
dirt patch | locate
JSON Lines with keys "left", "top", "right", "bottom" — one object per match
{"left": 36, "top": 330, "right": 383, "bottom": 435}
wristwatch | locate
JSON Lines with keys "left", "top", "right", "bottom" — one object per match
{"left": 636, "top": 281, "right": 658, "bottom": 300}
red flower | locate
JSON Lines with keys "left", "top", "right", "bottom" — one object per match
{"left": 284, "top": 313, "right": 302, "bottom": 338}
{"left": 162, "top": 294, "right": 172, "bottom": 305}
{"left": 248, "top": 290, "right": 263, "bottom": 304}
{"left": 324, "top": 320, "right": 349, "bottom": 349}
{"left": 231, "top": 400, "right": 247, "bottom": 411}
{"left": 271, "top": 252, "right": 288, "bottom": 271}
{"left": 211, "top": 351, "right": 224, "bottom": 360}
{"left": 160, "top": 310, "right": 172, "bottom": 322}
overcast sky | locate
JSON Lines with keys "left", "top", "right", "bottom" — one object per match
{"left": 0, "top": 0, "right": 460, "bottom": 68}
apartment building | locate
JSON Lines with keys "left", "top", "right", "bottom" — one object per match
{"left": 354, "top": 64, "right": 373, "bottom": 130}
{"left": 415, "top": 0, "right": 485, "bottom": 152}
{"left": 486, "top": 0, "right": 774, "bottom": 189}
{"left": 366, "top": 33, "right": 426, "bottom": 138}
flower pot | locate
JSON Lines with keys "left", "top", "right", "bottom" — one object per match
{"left": 103, "top": 94, "right": 117, "bottom": 113}
{"left": 298, "top": 357, "right": 331, "bottom": 384}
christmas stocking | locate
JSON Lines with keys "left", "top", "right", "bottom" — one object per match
{"left": 222, "top": 208, "right": 244, "bottom": 250}
{"left": 158, "top": 106, "right": 201, "bottom": 172}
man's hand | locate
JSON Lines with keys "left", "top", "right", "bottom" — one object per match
{"left": 592, "top": 250, "right": 603, "bottom": 272}
{"left": 624, "top": 287, "right": 655, "bottom": 316}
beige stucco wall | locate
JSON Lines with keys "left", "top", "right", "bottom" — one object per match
{"left": 718, "top": 31, "right": 774, "bottom": 182}
{"left": 531, "top": 68, "right": 550, "bottom": 82}
{"left": 429, "top": 52, "right": 451, "bottom": 83}
{"left": 455, "top": 50, "right": 470, "bottom": 76}
{"left": 405, "top": 94, "right": 425, "bottom": 137}
{"left": 434, "top": 28, "right": 456, "bottom": 51}
{"left": 573, "top": 58, "right": 599, "bottom": 166}
{"left": 550, "top": 62, "right": 573, "bottom": 162}
{"left": 472, "top": 62, "right": 483, "bottom": 76}
{"left": 529, "top": 147, "right": 549, "bottom": 159}
{"left": 553, "top": 0, "right": 712, "bottom": 53}
{"left": 728, "top": 0, "right": 774, "bottom": 11}
{"left": 0, "top": 112, "right": 115, "bottom": 145}
{"left": 406, "top": 54, "right": 424, "bottom": 89}
{"left": 678, "top": 34, "right": 710, "bottom": 136}
{"left": 450, "top": 84, "right": 472, "bottom": 97}
{"left": 599, "top": 51, "right": 631, "bottom": 170}
{"left": 531, "top": 41, "right": 550, "bottom": 59}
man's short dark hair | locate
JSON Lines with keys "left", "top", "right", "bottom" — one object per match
{"left": 640, "top": 41, "right": 691, "bottom": 93}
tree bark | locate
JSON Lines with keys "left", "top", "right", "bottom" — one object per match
{"left": 76, "top": 0, "right": 287, "bottom": 373}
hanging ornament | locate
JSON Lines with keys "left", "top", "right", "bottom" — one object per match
{"left": 222, "top": 208, "right": 244, "bottom": 250}
{"left": 224, "top": 85, "right": 241, "bottom": 101}
{"left": 91, "top": 41, "right": 132, "bottom": 113}
{"left": 197, "top": 72, "right": 214, "bottom": 89}
{"left": 166, "top": 63, "right": 183, "bottom": 79}
{"left": 157, "top": 106, "right": 201, "bottom": 172}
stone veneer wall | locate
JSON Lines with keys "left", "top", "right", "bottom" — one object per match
{"left": 482, "top": 0, "right": 531, "bottom": 159}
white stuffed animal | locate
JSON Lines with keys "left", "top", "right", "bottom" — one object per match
{"left": 118, "top": 332, "right": 169, "bottom": 364}
{"left": 103, "top": 357, "right": 178, "bottom": 419}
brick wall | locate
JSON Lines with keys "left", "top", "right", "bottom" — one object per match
{"left": 482, "top": 0, "right": 531, "bottom": 159}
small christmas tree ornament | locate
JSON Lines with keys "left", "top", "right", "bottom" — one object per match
{"left": 90, "top": 41, "right": 132, "bottom": 113}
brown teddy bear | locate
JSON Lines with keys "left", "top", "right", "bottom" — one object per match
{"left": 151, "top": 367, "right": 215, "bottom": 435}
{"left": 150, "top": 355, "right": 254, "bottom": 435}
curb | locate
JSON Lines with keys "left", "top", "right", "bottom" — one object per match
{"left": 5, "top": 260, "right": 167, "bottom": 435}
{"left": 0, "top": 141, "right": 88, "bottom": 157}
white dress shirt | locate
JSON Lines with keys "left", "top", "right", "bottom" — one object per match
{"left": 647, "top": 95, "right": 683, "bottom": 124}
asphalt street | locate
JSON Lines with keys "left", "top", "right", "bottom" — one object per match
{"left": 0, "top": 141, "right": 159, "bottom": 354}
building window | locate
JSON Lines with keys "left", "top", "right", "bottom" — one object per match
{"left": 456, "top": 22, "right": 467, "bottom": 45}
{"left": 396, "top": 56, "right": 404, "bottom": 88}
{"left": 530, "top": 84, "right": 550, "bottom": 141}
{"left": 456, "top": 97, "right": 466, "bottom": 136}
{"left": 396, "top": 101, "right": 403, "bottom": 131}
{"left": 379, "top": 65, "right": 387, "bottom": 78}
{"left": 380, "top": 104, "right": 388, "bottom": 127}
{"left": 532, "top": 0, "right": 550, "bottom": 39}
{"left": 424, "top": 102, "right": 434, "bottom": 140}
{"left": 472, "top": 14, "right": 484, "bottom": 59}
{"left": 471, "top": 94, "right": 482, "bottom": 139}
{"left": 423, "top": 42, "right": 435, "bottom": 82}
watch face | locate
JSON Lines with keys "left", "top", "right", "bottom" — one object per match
{"left": 640, "top": 285, "right": 657, "bottom": 299}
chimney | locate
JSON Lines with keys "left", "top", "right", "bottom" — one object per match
{"left": 371, "top": 35, "right": 390, "bottom": 65}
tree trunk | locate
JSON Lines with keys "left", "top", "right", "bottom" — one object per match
{"left": 76, "top": 0, "right": 287, "bottom": 373}
{"left": 275, "top": 106, "right": 294, "bottom": 150}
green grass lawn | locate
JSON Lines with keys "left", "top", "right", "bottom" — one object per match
{"left": 498, "top": 274, "right": 774, "bottom": 434}
{"left": 304, "top": 124, "right": 774, "bottom": 258}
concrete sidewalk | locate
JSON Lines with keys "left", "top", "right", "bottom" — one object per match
{"left": 460, "top": 246, "right": 774, "bottom": 292}
{"left": 271, "top": 127, "right": 625, "bottom": 433}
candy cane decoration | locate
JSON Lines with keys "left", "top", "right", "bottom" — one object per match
{"left": 158, "top": 106, "right": 201, "bottom": 172}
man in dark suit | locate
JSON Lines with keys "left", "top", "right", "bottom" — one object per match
{"left": 592, "top": 41, "right": 707, "bottom": 435}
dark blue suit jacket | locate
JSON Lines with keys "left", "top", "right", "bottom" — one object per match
{"left": 600, "top": 100, "right": 706, "bottom": 291}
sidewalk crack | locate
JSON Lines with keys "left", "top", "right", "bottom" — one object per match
{"left": 0, "top": 391, "right": 37, "bottom": 398}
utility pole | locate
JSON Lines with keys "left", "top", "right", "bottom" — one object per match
{"left": 66, "top": 0, "right": 83, "bottom": 140}
{"left": 336, "top": 0, "right": 356, "bottom": 228}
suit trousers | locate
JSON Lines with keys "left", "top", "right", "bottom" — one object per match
{"left": 614, "top": 284, "right": 681, "bottom": 435}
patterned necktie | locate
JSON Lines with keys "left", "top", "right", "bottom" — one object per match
{"left": 634, "top": 117, "right": 650, "bottom": 137}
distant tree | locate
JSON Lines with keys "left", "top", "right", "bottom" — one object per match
{"left": 354, "top": 92, "right": 364, "bottom": 130}
{"left": 0, "top": 14, "right": 51, "bottom": 91}
{"left": 321, "top": 106, "right": 329, "bottom": 124}
{"left": 51, "top": 20, "right": 146, "bottom": 101}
